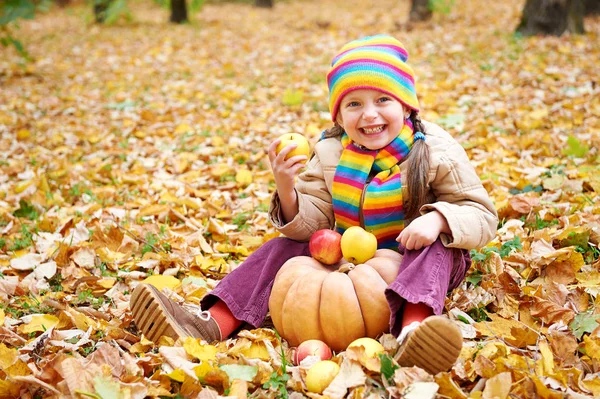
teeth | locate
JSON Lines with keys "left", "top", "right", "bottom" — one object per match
{"left": 362, "top": 126, "right": 384, "bottom": 134}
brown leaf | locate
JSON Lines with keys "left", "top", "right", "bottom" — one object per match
{"left": 530, "top": 296, "right": 576, "bottom": 326}
{"left": 322, "top": 358, "right": 367, "bottom": 399}
{"left": 548, "top": 330, "right": 578, "bottom": 367}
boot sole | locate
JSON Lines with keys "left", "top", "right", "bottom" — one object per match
{"left": 130, "top": 284, "right": 189, "bottom": 343}
{"left": 394, "top": 316, "right": 463, "bottom": 375}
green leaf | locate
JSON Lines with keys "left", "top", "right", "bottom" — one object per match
{"left": 182, "top": 276, "right": 208, "bottom": 287}
{"left": 12, "top": 199, "right": 39, "bottom": 220}
{"left": 465, "top": 271, "right": 483, "bottom": 287}
{"left": 0, "top": 0, "right": 36, "bottom": 26}
{"left": 219, "top": 364, "right": 258, "bottom": 382}
{"left": 379, "top": 353, "right": 398, "bottom": 383}
{"left": 282, "top": 89, "right": 304, "bottom": 106}
{"left": 435, "top": 113, "right": 464, "bottom": 130}
{"left": 562, "top": 135, "right": 589, "bottom": 158}
{"left": 94, "top": 376, "right": 124, "bottom": 399}
{"left": 569, "top": 312, "right": 600, "bottom": 340}
{"left": 189, "top": 0, "right": 204, "bottom": 13}
{"left": 499, "top": 236, "right": 522, "bottom": 258}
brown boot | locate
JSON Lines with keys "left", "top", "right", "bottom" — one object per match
{"left": 130, "top": 284, "right": 222, "bottom": 344}
{"left": 394, "top": 316, "right": 463, "bottom": 375}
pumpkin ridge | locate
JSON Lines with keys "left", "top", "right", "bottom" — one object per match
{"left": 348, "top": 264, "right": 390, "bottom": 337}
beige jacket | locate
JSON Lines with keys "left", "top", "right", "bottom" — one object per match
{"left": 269, "top": 121, "right": 498, "bottom": 250}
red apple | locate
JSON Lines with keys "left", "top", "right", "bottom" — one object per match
{"left": 293, "top": 339, "right": 333, "bottom": 365}
{"left": 309, "top": 229, "right": 343, "bottom": 265}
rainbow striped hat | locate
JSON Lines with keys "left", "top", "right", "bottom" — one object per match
{"left": 327, "top": 35, "right": 419, "bottom": 122}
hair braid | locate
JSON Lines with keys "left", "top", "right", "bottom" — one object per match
{"left": 404, "top": 111, "right": 431, "bottom": 220}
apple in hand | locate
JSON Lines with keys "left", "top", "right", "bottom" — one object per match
{"left": 276, "top": 133, "right": 310, "bottom": 163}
{"left": 309, "top": 229, "right": 343, "bottom": 265}
{"left": 293, "top": 339, "right": 333, "bottom": 365}
{"left": 341, "top": 226, "right": 377, "bottom": 264}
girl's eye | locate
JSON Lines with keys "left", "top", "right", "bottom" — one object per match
{"left": 378, "top": 97, "right": 391, "bottom": 103}
{"left": 346, "top": 101, "right": 360, "bottom": 107}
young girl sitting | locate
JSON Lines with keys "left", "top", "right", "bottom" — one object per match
{"left": 130, "top": 34, "right": 498, "bottom": 375}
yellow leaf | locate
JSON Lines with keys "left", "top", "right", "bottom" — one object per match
{"left": 64, "top": 308, "right": 99, "bottom": 331}
{"left": 0, "top": 308, "right": 4, "bottom": 326}
{"left": 141, "top": 275, "right": 181, "bottom": 291}
{"left": 583, "top": 335, "right": 600, "bottom": 360}
{"left": 4, "top": 359, "right": 31, "bottom": 377}
{"left": 240, "top": 342, "right": 270, "bottom": 360}
{"left": 97, "top": 278, "right": 116, "bottom": 289}
{"left": 87, "top": 135, "right": 101, "bottom": 144}
{"left": 582, "top": 375, "right": 600, "bottom": 397}
{"left": 482, "top": 372, "right": 511, "bottom": 399}
{"left": 474, "top": 314, "right": 523, "bottom": 340}
{"left": 212, "top": 136, "right": 225, "bottom": 147}
{"left": 17, "top": 129, "right": 31, "bottom": 140}
{"left": 435, "top": 373, "right": 468, "bottom": 399}
{"left": 215, "top": 243, "right": 250, "bottom": 257}
{"left": 194, "top": 362, "right": 213, "bottom": 379}
{"left": 174, "top": 197, "right": 202, "bottom": 210}
{"left": 477, "top": 342, "right": 509, "bottom": 361}
{"left": 138, "top": 204, "right": 170, "bottom": 217}
{"left": 18, "top": 314, "right": 59, "bottom": 334}
{"left": 0, "top": 379, "right": 21, "bottom": 397}
{"left": 14, "top": 179, "right": 35, "bottom": 194}
{"left": 235, "top": 169, "right": 253, "bottom": 187}
{"left": 167, "top": 369, "right": 187, "bottom": 383}
{"left": 175, "top": 123, "right": 191, "bottom": 134}
{"left": 539, "top": 340, "right": 554, "bottom": 374}
{"left": 183, "top": 338, "right": 218, "bottom": 361}
{"left": 0, "top": 343, "right": 18, "bottom": 369}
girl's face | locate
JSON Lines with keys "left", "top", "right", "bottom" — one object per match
{"left": 336, "top": 89, "right": 408, "bottom": 150}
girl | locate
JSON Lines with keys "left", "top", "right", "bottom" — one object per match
{"left": 130, "top": 35, "right": 498, "bottom": 375}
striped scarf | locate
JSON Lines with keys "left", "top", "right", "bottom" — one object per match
{"left": 332, "top": 120, "right": 415, "bottom": 249}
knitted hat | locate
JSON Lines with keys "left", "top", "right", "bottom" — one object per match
{"left": 327, "top": 35, "right": 419, "bottom": 122}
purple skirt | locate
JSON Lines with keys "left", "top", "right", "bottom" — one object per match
{"left": 201, "top": 237, "right": 470, "bottom": 337}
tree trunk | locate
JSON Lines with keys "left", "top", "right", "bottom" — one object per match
{"left": 94, "top": 1, "right": 109, "bottom": 23}
{"left": 585, "top": 0, "right": 600, "bottom": 14}
{"left": 255, "top": 0, "right": 273, "bottom": 8}
{"left": 410, "top": 0, "right": 432, "bottom": 21}
{"left": 170, "top": 0, "right": 188, "bottom": 23}
{"left": 56, "top": 0, "right": 71, "bottom": 7}
{"left": 516, "top": 0, "right": 585, "bottom": 36}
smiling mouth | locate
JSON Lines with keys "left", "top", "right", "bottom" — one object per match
{"left": 360, "top": 125, "right": 386, "bottom": 134}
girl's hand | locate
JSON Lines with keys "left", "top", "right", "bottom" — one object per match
{"left": 268, "top": 138, "right": 308, "bottom": 223}
{"left": 396, "top": 211, "right": 450, "bottom": 250}
{"left": 268, "top": 138, "right": 308, "bottom": 194}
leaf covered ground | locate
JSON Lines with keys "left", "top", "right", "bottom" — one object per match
{"left": 1, "top": 0, "right": 600, "bottom": 397}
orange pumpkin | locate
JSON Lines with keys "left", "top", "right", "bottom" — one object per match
{"left": 268, "top": 249, "right": 402, "bottom": 352}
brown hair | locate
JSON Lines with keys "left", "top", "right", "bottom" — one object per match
{"left": 323, "top": 110, "right": 430, "bottom": 220}
{"left": 403, "top": 111, "right": 430, "bottom": 220}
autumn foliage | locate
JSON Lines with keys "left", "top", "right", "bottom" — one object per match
{"left": 1, "top": 0, "right": 600, "bottom": 398}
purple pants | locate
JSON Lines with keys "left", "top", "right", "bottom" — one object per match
{"left": 201, "top": 237, "right": 470, "bottom": 337}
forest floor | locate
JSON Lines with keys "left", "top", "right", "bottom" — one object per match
{"left": 1, "top": 0, "right": 600, "bottom": 397}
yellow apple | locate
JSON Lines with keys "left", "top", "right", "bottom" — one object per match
{"left": 340, "top": 226, "right": 377, "bottom": 264}
{"left": 305, "top": 360, "right": 340, "bottom": 393}
{"left": 276, "top": 133, "right": 310, "bottom": 163}
{"left": 347, "top": 337, "right": 385, "bottom": 358}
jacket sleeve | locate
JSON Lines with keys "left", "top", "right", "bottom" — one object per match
{"left": 420, "top": 140, "right": 498, "bottom": 250}
{"left": 268, "top": 149, "right": 335, "bottom": 242}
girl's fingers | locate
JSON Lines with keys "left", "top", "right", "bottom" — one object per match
{"left": 396, "top": 230, "right": 405, "bottom": 242}
{"left": 285, "top": 155, "right": 308, "bottom": 165}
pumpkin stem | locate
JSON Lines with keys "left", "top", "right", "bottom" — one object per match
{"left": 338, "top": 263, "right": 356, "bottom": 274}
